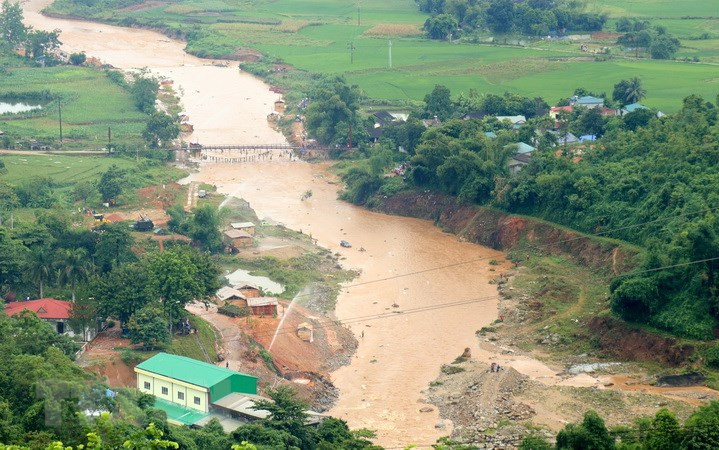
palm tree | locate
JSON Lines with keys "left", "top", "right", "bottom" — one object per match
{"left": 26, "top": 246, "right": 54, "bottom": 298}
{"left": 58, "top": 248, "right": 92, "bottom": 302}
{"left": 624, "top": 77, "right": 646, "bottom": 104}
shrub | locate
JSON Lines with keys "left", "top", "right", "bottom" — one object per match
{"left": 704, "top": 345, "right": 719, "bottom": 369}
{"left": 218, "top": 304, "right": 250, "bottom": 318}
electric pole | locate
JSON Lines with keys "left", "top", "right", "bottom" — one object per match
{"left": 347, "top": 41, "right": 355, "bottom": 64}
{"left": 388, "top": 40, "right": 392, "bottom": 69}
{"left": 58, "top": 101, "right": 63, "bottom": 148}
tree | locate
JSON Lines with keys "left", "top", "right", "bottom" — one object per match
{"left": 556, "top": 410, "right": 614, "bottom": 449}
{"left": 645, "top": 409, "right": 682, "bottom": 450}
{"left": 72, "top": 180, "right": 97, "bottom": 205}
{"left": 305, "top": 76, "right": 361, "bottom": 145}
{"left": 145, "top": 248, "right": 206, "bottom": 328}
{"left": 57, "top": 247, "right": 92, "bottom": 302}
{"left": 0, "top": 227, "right": 26, "bottom": 290}
{"left": 519, "top": 434, "right": 552, "bottom": 449}
{"left": 68, "top": 52, "right": 86, "bottom": 65}
{"left": 486, "top": 0, "right": 515, "bottom": 32}
{"left": 97, "top": 164, "right": 125, "bottom": 203}
{"left": 188, "top": 205, "right": 223, "bottom": 253}
{"left": 127, "top": 306, "right": 169, "bottom": 350}
{"left": 91, "top": 262, "right": 153, "bottom": 326}
{"left": 69, "top": 295, "right": 98, "bottom": 341}
{"left": 94, "top": 223, "right": 136, "bottom": 273}
{"left": 131, "top": 75, "right": 158, "bottom": 114}
{"left": 0, "top": 0, "right": 27, "bottom": 47}
{"left": 251, "top": 386, "right": 315, "bottom": 450}
{"left": 613, "top": 77, "right": 646, "bottom": 105}
{"left": 650, "top": 34, "right": 680, "bottom": 59}
{"left": 681, "top": 401, "right": 719, "bottom": 448}
{"left": 25, "top": 29, "right": 61, "bottom": 60}
{"left": 623, "top": 108, "right": 654, "bottom": 131}
{"left": 423, "top": 14, "right": 458, "bottom": 40}
{"left": 143, "top": 112, "right": 179, "bottom": 148}
{"left": 26, "top": 246, "right": 54, "bottom": 298}
{"left": 423, "top": 85, "right": 453, "bottom": 121}
{"left": 573, "top": 107, "right": 605, "bottom": 137}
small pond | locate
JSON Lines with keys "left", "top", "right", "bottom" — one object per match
{"left": 226, "top": 268, "right": 284, "bottom": 295}
{"left": 0, "top": 101, "right": 45, "bottom": 115}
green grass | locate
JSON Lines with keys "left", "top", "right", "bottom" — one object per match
{"left": 168, "top": 316, "right": 220, "bottom": 362}
{"left": 0, "top": 65, "right": 145, "bottom": 148}
{"left": 45, "top": 0, "right": 719, "bottom": 111}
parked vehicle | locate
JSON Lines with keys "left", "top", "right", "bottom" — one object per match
{"left": 340, "top": 240, "right": 352, "bottom": 248}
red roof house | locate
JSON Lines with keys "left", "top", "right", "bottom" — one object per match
{"left": 4, "top": 298, "right": 72, "bottom": 319}
{"left": 3, "top": 298, "right": 77, "bottom": 335}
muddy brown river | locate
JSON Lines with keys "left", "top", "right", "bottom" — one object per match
{"left": 22, "top": 0, "right": 712, "bottom": 446}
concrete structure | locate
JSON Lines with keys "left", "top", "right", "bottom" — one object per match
{"left": 135, "top": 353, "right": 258, "bottom": 417}
{"left": 247, "top": 297, "right": 279, "bottom": 316}
{"left": 230, "top": 222, "right": 256, "bottom": 236}
{"left": 3, "top": 298, "right": 96, "bottom": 339}
{"left": 224, "top": 229, "right": 254, "bottom": 250}
{"left": 620, "top": 102, "right": 648, "bottom": 116}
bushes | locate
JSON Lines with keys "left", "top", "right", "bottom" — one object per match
{"left": 218, "top": 303, "right": 250, "bottom": 318}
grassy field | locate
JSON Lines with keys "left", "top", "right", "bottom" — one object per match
{"left": 0, "top": 64, "right": 146, "bottom": 149}
{"left": 46, "top": 0, "right": 719, "bottom": 111}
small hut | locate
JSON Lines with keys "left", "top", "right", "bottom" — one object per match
{"left": 216, "top": 286, "right": 247, "bottom": 303}
{"left": 224, "top": 229, "right": 253, "bottom": 250}
{"left": 297, "top": 323, "right": 314, "bottom": 342}
{"left": 247, "top": 297, "right": 278, "bottom": 316}
{"left": 234, "top": 284, "right": 261, "bottom": 298}
{"left": 230, "top": 222, "right": 256, "bottom": 236}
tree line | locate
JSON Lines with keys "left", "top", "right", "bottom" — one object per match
{"left": 419, "top": 0, "right": 607, "bottom": 40}
{"left": 342, "top": 80, "right": 719, "bottom": 342}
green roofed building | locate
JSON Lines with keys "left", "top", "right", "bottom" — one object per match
{"left": 135, "top": 353, "right": 258, "bottom": 420}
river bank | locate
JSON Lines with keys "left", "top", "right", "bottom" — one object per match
{"left": 22, "top": 0, "right": 286, "bottom": 146}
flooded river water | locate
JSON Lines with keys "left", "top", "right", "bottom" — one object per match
{"left": 22, "top": 0, "right": 714, "bottom": 446}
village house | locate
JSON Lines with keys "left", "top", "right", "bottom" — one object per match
{"left": 247, "top": 297, "right": 279, "bottom": 316}
{"left": 3, "top": 298, "right": 97, "bottom": 340}
{"left": 223, "top": 229, "right": 253, "bottom": 251}
{"left": 230, "top": 222, "right": 256, "bottom": 236}
{"left": 216, "top": 286, "right": 247, "bottom": 302}
{"left": 234, "top": 284, "right": 262, "bottom": 298}
{"left": 496, "top": 115, "right": 527, "bottom": 128}
{"left": 462, "top": 111, "right": 486, "bottom": 121}
{"left": 569, "top": 95, "right": 604, "bottom": 109}
{"left": 620, "top": 102, "right": 648, "bottom": 116}
{"left": 508, "top": 153, "right": 532, "bottom": 175}
{"left": 549, "top": 105, "right": 574, "bottom": 119}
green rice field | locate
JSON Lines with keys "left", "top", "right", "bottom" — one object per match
{"left": 0, "top": 64, "right": 146, "bottom": 148}
{"left": 46, "top": 0, "right": 719, "bottom": 111}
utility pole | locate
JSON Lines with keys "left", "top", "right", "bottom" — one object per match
{"left": 388, "top": 40, "right": 392, "bottom": 69}
{"left": 58, "top": 101, "right": 63, "bottom": 148}
{"left": 347, "top": 41, "right": 355, "bottom": 64}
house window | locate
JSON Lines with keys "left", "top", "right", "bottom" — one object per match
{"left": 161, "top": 387, "right": 168, "bottom": 395}
{"left": 177, "top": 392, "right": 184, "bottom": 400}
{"left": 194, "top": 396, "right": 201, "bottom": 405}
{"left": 56, "top": 322, "right": 65, "bottom": 334}
{"left": 143, "top": 382, "right": 151, "bottom": 390}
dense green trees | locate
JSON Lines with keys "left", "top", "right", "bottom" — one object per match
{"left": 418, "top": 0, "right": 606, "bottom": 37}
{"left": 617, "top": 26, "right": 681, "bottom": 60}
{"left": 305, "top": 76, "right": 364, "bottom": 146}
{"left": 612, "top": 78, "right": 646, "bottom": 106}
{"left": 143, "top": 112, "right": 180, "bottom": 148}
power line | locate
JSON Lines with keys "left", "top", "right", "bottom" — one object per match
{"left": 218, "top": 253, "right": 719, "bottom": 343}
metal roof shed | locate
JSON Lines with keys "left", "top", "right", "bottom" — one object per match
{"left": 135, "top": 353, "right": 258, "bottom": 399}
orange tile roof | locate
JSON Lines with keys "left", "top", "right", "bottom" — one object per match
{"left": 3, "top": 298, "right": 72, "bottom": 320}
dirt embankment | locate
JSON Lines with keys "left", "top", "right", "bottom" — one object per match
{"left": 376, "top": 191, "right": 640, "bottom": 273}
{"left": 587, "top": 317, "right": 695, "bottom": 367}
